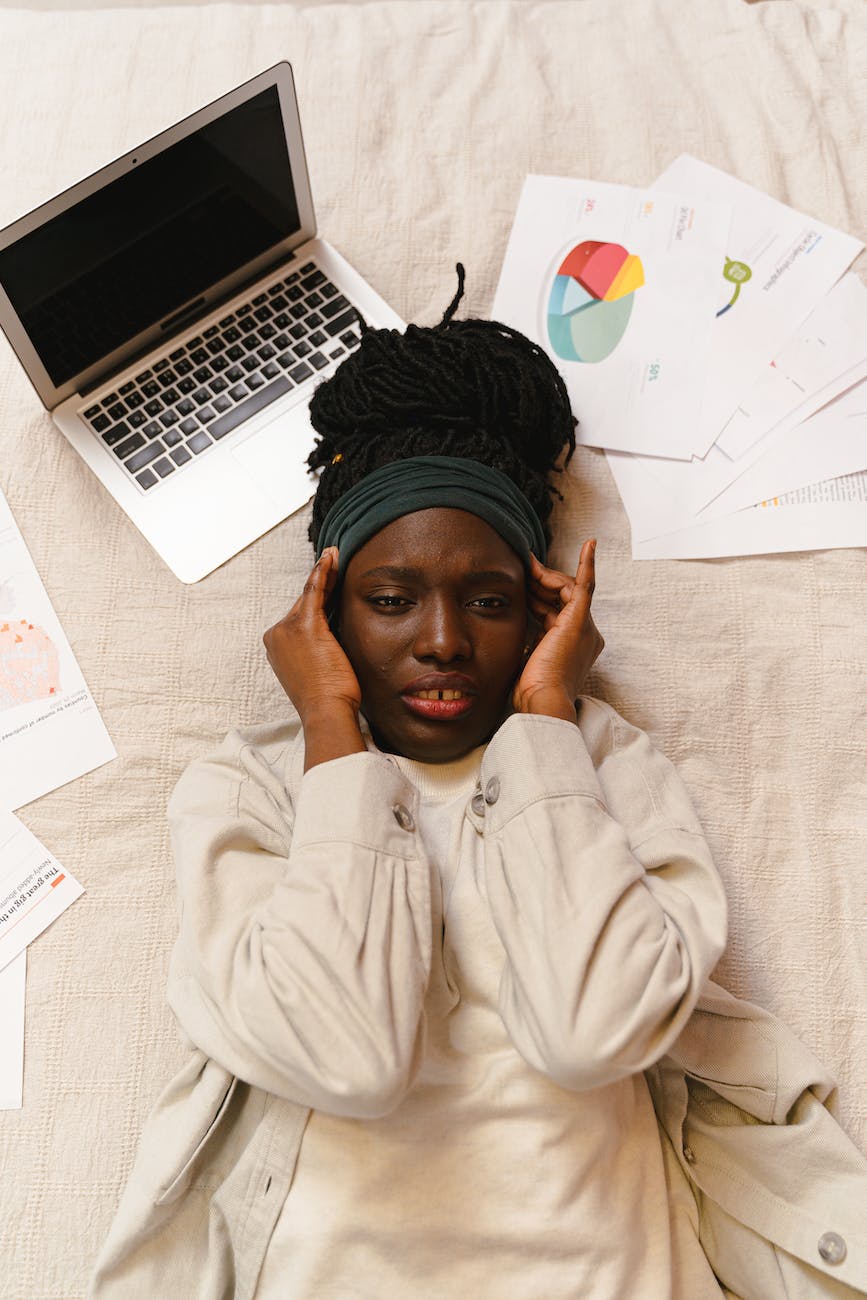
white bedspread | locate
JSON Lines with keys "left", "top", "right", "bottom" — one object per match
{"left": 0, "top": 1, "right": 865, "bottom": 1293}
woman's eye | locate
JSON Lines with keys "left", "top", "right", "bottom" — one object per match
{"left": 469, "top": 596, "right": 508, "bottom": 610}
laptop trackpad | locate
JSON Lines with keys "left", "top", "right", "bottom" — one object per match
{"left": 231, "top": 406, "right": 317, "bottom": 510}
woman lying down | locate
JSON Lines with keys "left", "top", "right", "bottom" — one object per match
{"left": 91, "top": 270, "right": 867, "bottom": 1298}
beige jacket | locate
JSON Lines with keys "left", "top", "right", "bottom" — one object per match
{"left": 90, "top": 702, "right": 867, "bottom": 1297}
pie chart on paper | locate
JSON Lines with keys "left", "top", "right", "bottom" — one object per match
{"left": 546, "top": 240, "right": 645, "bottom": 363}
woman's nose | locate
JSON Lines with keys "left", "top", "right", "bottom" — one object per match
{"left": 413, "top": 597, "right": 471, "bottom": 663}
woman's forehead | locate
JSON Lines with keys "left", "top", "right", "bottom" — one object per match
{"left": 345, "top": 508, "right": 525, "bottom": 579}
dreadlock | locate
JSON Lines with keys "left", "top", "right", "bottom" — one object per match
{"left": 307, "top": 265, "right": 577, "bottom": 548}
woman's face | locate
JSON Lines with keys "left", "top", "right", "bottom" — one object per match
{"left": 337, "top": 508, "right": 529, "bottom": 762}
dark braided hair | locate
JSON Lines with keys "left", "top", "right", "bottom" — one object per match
{"left": 307, "top": 265, "right": 577, "bottom": 548}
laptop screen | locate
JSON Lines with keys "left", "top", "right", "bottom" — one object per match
{"left": 0, "top": 86, "right": 301, "bottom": 388}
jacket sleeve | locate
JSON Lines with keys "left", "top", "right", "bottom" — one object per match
{"left": 480, "top": 703, "right": 727, "bottom": 1092}
{"left": 165, "top": 727, "right": 432, "bottom": 1118}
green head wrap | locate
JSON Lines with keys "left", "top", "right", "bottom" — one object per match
{"left": 315, "top": 455, "right": 547, "bottom": 576}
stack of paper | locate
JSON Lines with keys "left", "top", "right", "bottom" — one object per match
{"left": 0, "top": 486, "right": 115, "bottom": 1108}
{"left": 493, "top": 157, "right": 866, "bottom": 558}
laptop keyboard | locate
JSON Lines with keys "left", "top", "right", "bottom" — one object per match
{"left": 79, "top": 261, "right": 361, "bottom": 491}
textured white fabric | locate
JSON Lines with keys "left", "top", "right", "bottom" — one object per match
{"left": 0, "top": 1, "right": 866, "bottom": 1295}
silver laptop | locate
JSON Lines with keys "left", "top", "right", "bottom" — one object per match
{"left": 0, "top": 63, "right": 403, "bottom": 582}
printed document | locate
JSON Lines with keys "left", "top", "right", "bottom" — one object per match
{"left": 0, "top": 951, "right": 24, "bottom": 1109}
{"left": 653, "top": 155, "right": 863, "bottom": 454}
{"left": 492, "top": 174, "right": 731, "bottom": 458}
{"left": 0, "top": 487, "right": 115, "bottom": 810}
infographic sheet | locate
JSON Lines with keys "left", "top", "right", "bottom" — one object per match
{"left": 654, "top": 154, "right": 864, "bottom": 455}
{"left": 0, "top": 488, "right": 115, "bottom": 811}
{"left": 492, "top": 174, "right": 731, "bottom": 459}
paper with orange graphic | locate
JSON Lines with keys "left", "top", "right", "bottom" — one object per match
{"left": 0, "top": 487, "right": 115, "bottom": 811}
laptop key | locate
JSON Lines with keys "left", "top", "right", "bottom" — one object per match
{"left": 208, "top": 375, "right": 292, "bottom": 441}
{"left": 178, "top": 376, "right": 196, "bottom": 394}
{"left": 309, "top": 351, "right": 328, "bottom": 370}
{"left": 211, "top": 355, "right": 229, "bottom": 372}
{"left": 224, "top": 327, "right": 241, "bottom": 344}
{"left": 127, "top": 442, "right": 165, "bottom": 473}
{"left": 210, "top": 377, "right": 228, "bottom": 393}
{"left": 169, "top": 348, "right": 186, "bottom": 361}
{"left": 153, "top": 457, "right": 175, "bottom": 478}
{"left": 143, "top": 421, "right": 162, "bottom": 439}
{"left": 228, "top": 383, "right": 248, "bottom": 401}
{"left": 227, "top": 366, "right": 244, "bottom": 383}
{"left": 306, "top": 312, "right": 323, "bottom": 330}
{"left": 135, "top": 369, "right": 152, "bottom": 383}
{"left": 84, "top": 405, "right": 100, "bottom": 419}
{"left": 258, "top": 344, "right": 276, "bottom": 361}
{"left": 320, "top": 282, "right": 338, "bottom": 300}
{"left": 126, "top": 391, "right": 144, "bottom": 409}
{"left": 115, "top": 431, "right": 146, "bottom": 459}
{"left": 170, "top": 445, "right": 192, "bottom": 465}
{"left": 191, "top": 387, "right": 210, "bottom": 404}
{"left": 102, "top": 391, "right": 119, "bottom": 405}
{"left": 262, "top": 361, "right": 280, "bottom": 379}
{"left": 128, "top": 410, "right": 147, "bottom": 428}
{"left": 177, "top": 398, "right": 195, "bottom": 416}
{"left": 143, "top": 380, "right": 160, "bottom": 398}
{"left": 160, "top": 411, "right": 179, "bottom": 427}
{"left": 218, "top": 314, "right": 236, "bottom": 329}
{"left": 247, "top": 373, "right": 265, "bottom": 390}
{"left": 286, "top": 287, "right": 303, "bottom": 303}
{"left": 119, "top": 381, "right": 135, "bottom": 395}
{"left": 295, "top": 341, "right": 312, "bottom": 358}
{"left": 242, "top": 337, "right": 260, "bottom": 353}
{"left": 213, "top": 395, "right": 231, "bottom": 413}
{"left": 179, "top": 418, "right": 198, "bottom": 436}
{"left": 164, "top": 429, "right": 184, "bottom": 447}
{"left": 301, "top": 270, "right": 326, "bottom": 291}
{"left": 163, "top": 387, "right": 180, "bottom": 405}
{"left": 325, "top": 309, "right": 358, "bottom": 337}
{"left": 193, "top": 366, "right": 212, "bottom": 383}
{"left": 307, "top": 292, "right": 323, "bottom": 309}
{"left": 252, "top": 293, "right": 267, "bottom": 306}
{"left": 260, "top": 323, "right": 276, "bottom": 340}
{"left": 175, "top": 358, "right": 193, "bottom": 375}
{"left": 107, "top": 402, "right": 126, "bottom": 420}
{"left": 136, "top": 468, "right": 158, "bottom": 490}
{"left": 288, "top": 362, "right": 313, "bottom": 383}
{"left": 188, "top": 431, "right": 212, "bottom": 454}
{"left": 329, "top": 346, "right": 345, "bottom": 360}
{"left": 206, "top": 338, "right": 224, "bottom": 355}
{"left": 197, "top": 406, "right": 216, "bottom": 423}
{"left": 241, "top": 356, "right": 258, "bottom": 373}
{"left": 239, "top": 317, "right": 257, "bottom": 334}
{"left": 321, "top": 295, "right": 349, "bottom": 320}
{"left": 153, "top": 359, "right": 169, "bottom": 373}
{"left": 102, "top": 421, "right": 130, "bottom": 447}
{"left": 145, "top": 399, "right": 163, "bottom": 417}
{"left": 158, "top": 370, "right": 177, "bottom": 388}
{"left": 92, "top": 414, "right": 111, "bottom": 433}
{"left": 191, "top": 349, "right": 209, "bottom": 366}
{"left": 254, "top": 306, "right": 272, "bottom": 323}
{"left": 203, "top": 324, "right": 219, "bottom": 338}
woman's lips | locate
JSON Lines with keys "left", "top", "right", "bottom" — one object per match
{"left": 401, "top": 684, "right": 476, "bottom": 720}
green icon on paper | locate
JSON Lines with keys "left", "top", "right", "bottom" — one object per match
{"left": 717, "top": 257, "right": 752, "bottom": 317}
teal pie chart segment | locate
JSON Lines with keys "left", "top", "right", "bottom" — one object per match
{"left": 548, "top": 291, "right": 635, "bottom": 364}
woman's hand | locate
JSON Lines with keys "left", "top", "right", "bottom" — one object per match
{"left": 263, "top": 548, "right": 366, "bottom": 769}
{"left": 513, "top": 539, "right": 604, "bottom": 724}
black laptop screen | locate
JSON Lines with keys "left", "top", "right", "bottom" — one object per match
{"left": 0, "top": 86, "right": 301, "bottom": 388}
